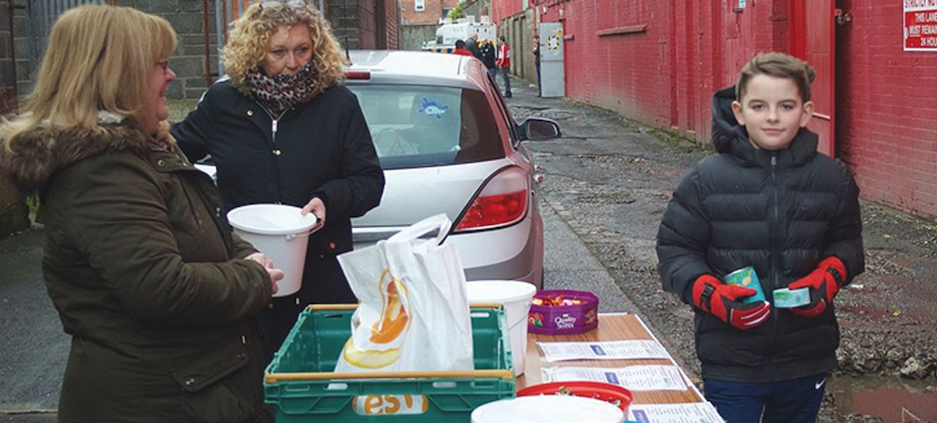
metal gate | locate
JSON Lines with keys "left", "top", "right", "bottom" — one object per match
{"left": 22, "top": 0, "right": 110, "bottom": 81}
{"left": 538, "top": 21, "right": 564, "bottom": 98}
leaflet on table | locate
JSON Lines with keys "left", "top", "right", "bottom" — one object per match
{"left": 542, "top": 365, "right": 688, "bottom": 391}
{"left": 537, "top": 340, "right": 670, "bottom": 362}
{"left": 627, "top": 403, "right": 724, "bottom": 423}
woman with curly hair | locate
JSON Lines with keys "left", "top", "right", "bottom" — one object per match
{"left": 172, "top": 0, "right": 385, "bottom": 352}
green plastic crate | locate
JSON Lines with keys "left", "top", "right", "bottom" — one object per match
{"left": 264, "top": 304, "right": 516, "bottom": 422}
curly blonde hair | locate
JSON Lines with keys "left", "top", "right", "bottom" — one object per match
{"left": 223, "top": 1, "right": 346, "bottom": 96}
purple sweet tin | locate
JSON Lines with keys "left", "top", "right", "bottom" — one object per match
{"left": 527, "top": 289, "right": 599, "bottom": 335}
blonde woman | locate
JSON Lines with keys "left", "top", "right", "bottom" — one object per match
{"left": 0, "top": 5, "right": 282, "bottom": 422}
{"left": 172, "top": 0, "right": 384, "bottom": 352}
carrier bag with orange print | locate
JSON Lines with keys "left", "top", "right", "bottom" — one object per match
{"left": 335, "top": 213, "right": 474, "bottom": 372}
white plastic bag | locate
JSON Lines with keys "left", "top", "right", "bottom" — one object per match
{"left": 335, "top": 214, "right": 474, "bottom": 372}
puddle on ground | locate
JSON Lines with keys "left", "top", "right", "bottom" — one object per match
{"left": 828, "top": 374, "right": 937, "bottom": 422}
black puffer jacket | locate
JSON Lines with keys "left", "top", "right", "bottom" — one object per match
{"left": 656, "top": 86, "right": 865, "bottom": 383}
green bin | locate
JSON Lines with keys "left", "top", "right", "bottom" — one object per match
{"left": 264, "top": 304, "right": 516, "bottom": 422}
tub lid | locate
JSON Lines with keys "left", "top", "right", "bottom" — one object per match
{"left": 467, "top": 280, "right": 537, "bottom": 304}
{"left": 471, "top": 395, "right": 624, "bottom": 423}
{"left": 227, "top": 204, "right": 319, "bottom": 235}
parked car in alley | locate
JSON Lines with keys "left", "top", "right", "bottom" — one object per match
{"left": 344, "top": 50, "right": 560, "bottom": 288}
{"left": 194, "top": 50, "right": 560, "bottom": 288}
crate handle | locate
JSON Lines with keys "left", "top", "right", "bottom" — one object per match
{"left": 266, "top": 369, "right": 515, "bottom": 383}
{"left": 307, "top": 303, "right": 504, "bottom": 311}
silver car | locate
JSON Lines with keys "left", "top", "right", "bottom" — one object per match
{"left": 345, "top": 50, "right": 561, "bottom": 289}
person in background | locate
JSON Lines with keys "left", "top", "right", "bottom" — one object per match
{"left": 496, "top": 35, "right": 513, "bottom": 98}
{"left": 0, "top": 5, "right": 283, "bottom": 422}
{"left": 479, "top": 38, "right": 498, "bottom": 89}
{"left": 171, "top": 0, "right": 385, "bottom": 352}
{"left": 656, "top": 52, "right": 864, "bottom": 423}
{"left": 466, "top": 32, "right": 482, "bottom": 60}
{"left": 452, "top": 39, "right": 474, "bottom": 57}
{"left": 532, "top": 34, "right": 541, "bottom": 96}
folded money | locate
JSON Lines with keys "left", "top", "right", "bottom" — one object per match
{"left": 772, "top": 287, "right": 810, "bottom": 308}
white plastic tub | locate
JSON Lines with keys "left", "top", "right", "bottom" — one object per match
{"left": 227, "top": 204, "right": 319, "bottom": 297}
{"left": 466, "top": 280, "right": 537, "bottom": 376}
{"left": 471, "top": 395, "right": 625, "bottom": 423}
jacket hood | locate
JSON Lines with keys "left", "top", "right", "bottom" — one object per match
{"left": 712, "top": 85, "right": 744, "bottom": 153}
{"left": 0, "top": 118, "right": 152, "bottom": 193}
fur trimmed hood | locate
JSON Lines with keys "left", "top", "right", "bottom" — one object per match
{"left": 0, "top": 118, "right": 158, "bottom": 194}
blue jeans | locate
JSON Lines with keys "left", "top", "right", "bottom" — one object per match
{"left": 499, "top": 67, "right": 512, "bottom": 95}
{"left": 536, "top": 62, "right": 541, "bottom": 96}
{"left": 704, "top": 373, "right": 827, "bottom": 423}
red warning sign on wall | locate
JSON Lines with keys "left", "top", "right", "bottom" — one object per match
{"left": 905, "top": 1, "right": 937, "bottom": 51}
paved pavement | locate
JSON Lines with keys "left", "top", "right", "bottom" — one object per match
{"left": 0, "top": 76, "right": 635, "bottom": 421}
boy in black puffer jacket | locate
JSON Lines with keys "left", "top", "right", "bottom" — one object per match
{"left": 656, "top": 52, "right": 864, "bottom": 423}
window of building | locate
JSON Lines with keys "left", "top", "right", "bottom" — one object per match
{"left": 415, "top": 0, "right": 425, "bottom": 11}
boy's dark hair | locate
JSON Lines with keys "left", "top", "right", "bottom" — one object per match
{"left": 455, "top": 39, "right": 465, "bottom": 49}
{"left": 735, "top": 52, "right": 817, "bottom": 103}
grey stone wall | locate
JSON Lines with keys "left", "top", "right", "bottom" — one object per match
{"left": 13, "top": 0, "right": 218, "bottom": 101}
{"left": 401, "top": 24, "right": 437, "bottom": 51}
{"left": 0, "top": 0, "right": 28, "bottom": 238}
{"left": 0, "top": 0, "right": 17, "bottom": 113}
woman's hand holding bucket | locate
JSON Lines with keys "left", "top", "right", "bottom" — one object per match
{"left": 246, "top": 252, "right": 285, "bottom": 296}
{"left": 301, "top": 196, "right": 326, "bottom": 225}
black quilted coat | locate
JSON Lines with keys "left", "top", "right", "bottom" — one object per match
{"left": 656, "top": 87, "right": 865, "bottom": 383}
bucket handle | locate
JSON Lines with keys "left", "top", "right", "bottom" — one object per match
{"left": 285, "top": 219, "right": 322, "bottom": 241}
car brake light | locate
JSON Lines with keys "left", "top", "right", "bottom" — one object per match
{"left": 454, "top": 167, "right": 530, "bottom": 232}
{"left": 344, "top": 70, "right": 371, "bottom": 80}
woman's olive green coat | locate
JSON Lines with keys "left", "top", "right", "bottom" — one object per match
{"left": 1, "top": 119, "right": 274, "bottom": 422}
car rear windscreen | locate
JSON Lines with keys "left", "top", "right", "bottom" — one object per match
{"left": 349, "top": 85, "right": 504, "bottom": 170}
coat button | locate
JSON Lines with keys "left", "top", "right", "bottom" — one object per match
{"left": 329, "top": 242, "right": 336, "bottom": 250}
{"left": 157, "top": 160, "right": 165, "bottom": 167}
{"left": 247, "top": 110, "right": 254, "bottom": 117}
{"left": 184, "top": 377, "right": 196, "bottom": 387}
{"left": 273, "top": 149, "right": 281, "bottom": 156}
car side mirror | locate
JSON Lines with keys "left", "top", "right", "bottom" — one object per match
{"left": 517, "top": 117, "right": 562, "bottom": 142}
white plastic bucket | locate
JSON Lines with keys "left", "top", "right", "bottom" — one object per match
{"left": 466, "top": 280, "right": 536, "bottom": 376}
{"left": 227, "top": 204, "right": 319, "bottom": 297}
{"left": 471, "top": 395, "right": 624, "bottom": 423}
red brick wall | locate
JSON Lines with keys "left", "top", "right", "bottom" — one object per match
{"left": 491, "top": 0, "right": 526, "bottom": 23}
{"left": 402, "top": 0, "right": 460, "bottom": 25}
{"left": 357, "top": 1, "right": 378, "bottom": 49}
{"left": 383, "top": 0, "right": 400, "bottom": 50}
{"left": 526, "top": 0, "right": 937, "bottom": 218}
{"left": 536, "top": 0, "right": 789, "bottom": 138}
{"left": 836, "top": 0, "right": 937, "bottom": 217}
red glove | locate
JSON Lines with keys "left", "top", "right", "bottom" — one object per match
{"left": 787, "top": 257, "right": 847, "bottom": 318}
{"left": 692, "top": 275, "right": 771, "bottom": 330}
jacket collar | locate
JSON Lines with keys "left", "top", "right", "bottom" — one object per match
{"left": 0, "top": 117, "right": 155, "bottom": 193}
